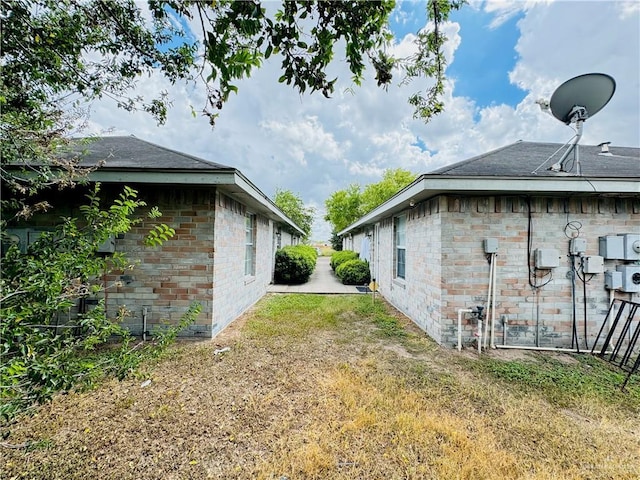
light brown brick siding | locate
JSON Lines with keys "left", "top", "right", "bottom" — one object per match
{"left": 368, "top": 194, "right": 639, "bottom": 348}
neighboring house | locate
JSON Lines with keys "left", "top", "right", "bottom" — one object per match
{"left": 339, "top": 141, "right": 640, "bottom": 350}
{"left": 5, "top": 136, "right": 304, "bottom": 338}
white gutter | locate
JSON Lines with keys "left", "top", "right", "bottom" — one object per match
{"left": 90, "top": 169, "right": 237, "bottom": 185}
{"left": 339, "top": 175, "right": 639, "bottom": 236}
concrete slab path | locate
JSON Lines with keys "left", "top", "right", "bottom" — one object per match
{"left": 267, "top": 256, "right": 361, "bottom": 294}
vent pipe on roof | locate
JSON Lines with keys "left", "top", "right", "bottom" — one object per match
{"left": 598, "top": 141, "right": 613, "bottom": 156}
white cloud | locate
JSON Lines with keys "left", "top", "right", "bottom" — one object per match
{"left": 81, "top": 2, "right": 639, "bottom": 241}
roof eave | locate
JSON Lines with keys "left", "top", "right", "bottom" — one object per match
{"left": 338, "top": 175, "right": 640, "bottom": 235}
{"left": 88, "top": 168, "right": 305, "bottom": 236}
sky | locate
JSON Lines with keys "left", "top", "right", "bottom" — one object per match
{"left": 83, "top": 0, "right": 640, "bottom": 242}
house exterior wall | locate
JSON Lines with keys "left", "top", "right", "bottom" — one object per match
{"left": 211, "top": 192, "right": 274, "bottom": 336}
{"left": 105, "top": 186, "right": 215, "bottom": 337}
{"left": 350, "top": 231, "right": 367, "bottom": 256}
{"left": 373, "top": 198, "right": 444, "bottom": 343}
{"left": 278, "top": 230, "right": 299, "bottom": 248}
{"left": 372, "top": 194, "right": 639, "bottom": 349}
{"left": 10, "top": 184, "right": 288, "bottom": 339}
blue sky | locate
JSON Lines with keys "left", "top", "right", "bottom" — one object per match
{"left": 447, "top": 7, "right": 526, "bottom": 111}
{"left": 86, "top": 1, "right": 640, "bottom": 241}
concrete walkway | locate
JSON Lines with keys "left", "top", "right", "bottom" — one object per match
{"left": 267, "top": 256, "right": 362, "bottom": 294}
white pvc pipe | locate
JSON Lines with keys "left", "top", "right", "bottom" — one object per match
{"left": 490, "top": 256, "right": 497, "bottom": 349}
{"left": 457, "top": 308, "right": 473, "bottom": 352}
{"left": 609, "top": 289, "right": 615, "bottom": 333}
{"left": 496, "top": 344, "right": 590, "bottom": 353}
{"left": 496, "top": 344, "right": 613, "bottom": 354}
{"left": 484, "top": 255, "right": 494, "bottom": 351}
{"left": 478, "top": 319, "right": 483, "bottom": 355}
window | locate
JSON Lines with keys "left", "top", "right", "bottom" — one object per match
{"left": 245, "top": 213, "right": 256, "bottom": 276}
{"left": 394, "top": 215, "right": 406, "bottom": 279}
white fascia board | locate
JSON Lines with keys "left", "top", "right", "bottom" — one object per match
{"left": 233, "top": 172, "right": 306, "bottom": 236}
{"left": 426, "top": 176, "right": 640, "bottom": 194}
{"left": 338, "top": 177, "right": 426, "bottom": 235}
{"left": 89, "top": 169, "right": 237, "bottom": 185}
{"left": 338, "top": 175, "right": 639, "bottom": 235}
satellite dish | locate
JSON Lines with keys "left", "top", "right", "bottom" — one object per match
{"left": 550, "top": 73, "right": 616, "bottom": 125}
{"left": 532, "top": 73, "right": 616, "bottom": 175}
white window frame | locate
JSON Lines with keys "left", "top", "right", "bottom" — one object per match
{"left": 394, "top": 215, "right": 406, "bottom": 280}
{"left": 245, "top": 213, "right": 256, "bottom": 276}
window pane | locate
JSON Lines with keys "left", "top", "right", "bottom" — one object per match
{"left": 245, "top": 214, "right": 256, "bottom": 275}
{"left": 397, "top": 247, "right": 406, "bottom": 279}
{"left": 394, "top": 215, "right": 406, "bottom": 279}
{"left": 396, "top": 215, "right": 406, "bottom": 246}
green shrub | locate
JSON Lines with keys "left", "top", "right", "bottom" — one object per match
{"left": 336, "top": 259, "right": 371, "bottom": 285}
{"left": 274, "top": 245, "right": 318, "bottom": 284}
{"left": 330, "top": 250, "right": 358, "bottom": 271}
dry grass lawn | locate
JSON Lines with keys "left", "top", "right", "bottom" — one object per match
{"left": 2, "top": 294, "right": 639, "bottom": 479}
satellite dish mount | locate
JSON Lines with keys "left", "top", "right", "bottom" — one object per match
{"left": 543, "top": 73, "right": 616, "bottom": 175}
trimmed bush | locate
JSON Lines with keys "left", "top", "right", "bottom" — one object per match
{"left": 330, "top": 250, "right": 358, "bottom": 271}
{"left": 336, "top": 259, "right": 371, "bottom": 285}
{"left": 274, "top": 245, "right": 318, "bottom": 284}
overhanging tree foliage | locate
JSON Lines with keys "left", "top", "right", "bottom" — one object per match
{"left": 273, "top": 188, "right": 315, "bottom": 241}
{"left": 324, "top": 168, "right": 417, "bottom": 234}
{"left": 2, "top": 0, "right": 463, "bottom": 192}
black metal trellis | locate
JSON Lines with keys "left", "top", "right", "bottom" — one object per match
{"left": 591, "top": 299, "right": 640, "bottom": 390}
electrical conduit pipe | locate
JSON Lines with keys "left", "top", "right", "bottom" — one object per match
{"left": 484, "top": 254, "right": 494, "bottom": 351}
{"left": 490, "top": 256, "right": 498, "bottom": 349}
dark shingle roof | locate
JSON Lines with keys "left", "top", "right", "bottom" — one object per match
{"left": 428, "top": 141, "right": 639, "bottom": 178}
{"left": 74, "top": 136, "right": 233, "bottom": 171}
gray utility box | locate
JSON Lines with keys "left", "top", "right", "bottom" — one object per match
{"left": 97, "top": 235, "right": 116, "bottom": 254}
{"left": 570, "top": 237, "right": 587, "bottom": 255}
{"left": 616, "top": 265, "right": 640, "bottom": 293}
{"left": 622, "top": 234, "right": 640, "bottom": 261}
{"left": 583, "top": 255, "right": 603, "bottom": 274}
{"left": 599, "top": 235, "right": 624, "bottom": 259}
{"left": 483, "top": 238, "right": 499, "bottom": 254}
{"left": 534, "top": 248, "right": 560, "bottom": 269}
{"left": 604, "top": 270, "right": 623, "bottom": 290}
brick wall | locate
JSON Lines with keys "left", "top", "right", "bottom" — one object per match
{"left": 105, "top": 186, "right": 215, "bottom": 337}
{"left": 211, "top": 192, "right": 275, "bottom": 336}
{"left": 375, "top": 198, "right": 444, "bottom": 343}
{"left": 8, "top": 184, "right": 287, "bottom": 339}
{"left": 371, "top": 194, "right": 639, "bottom": 349}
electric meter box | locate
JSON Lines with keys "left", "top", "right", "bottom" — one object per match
{"left": 616, "top": 265, "right": 640, "bottom": 293}
{"left": 483, "top": 238, "right": 499, "bottom": 254}
{"left": 534, "top": 248, "right": 560, "bottom": 269}
{"left": 583, "top": 255, "right": 603, "bottom": 274}
{"left": 599, "top": 235, "right": 624, "bottom": 259}
{"left": 621, "top": 234, "right": 640, "bottom": 261}
{"left": 570, "top": 237, "right": 587, "bottom": 255}
{"left": 604, "top": 270, "right": 622, "bottom": 290}
{"left": 97, "top": 235, "right": 116, "bottom": 254}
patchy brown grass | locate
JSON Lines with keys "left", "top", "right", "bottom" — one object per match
{"left": 2, "top": 294, "right": 639, "bottom": 479}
